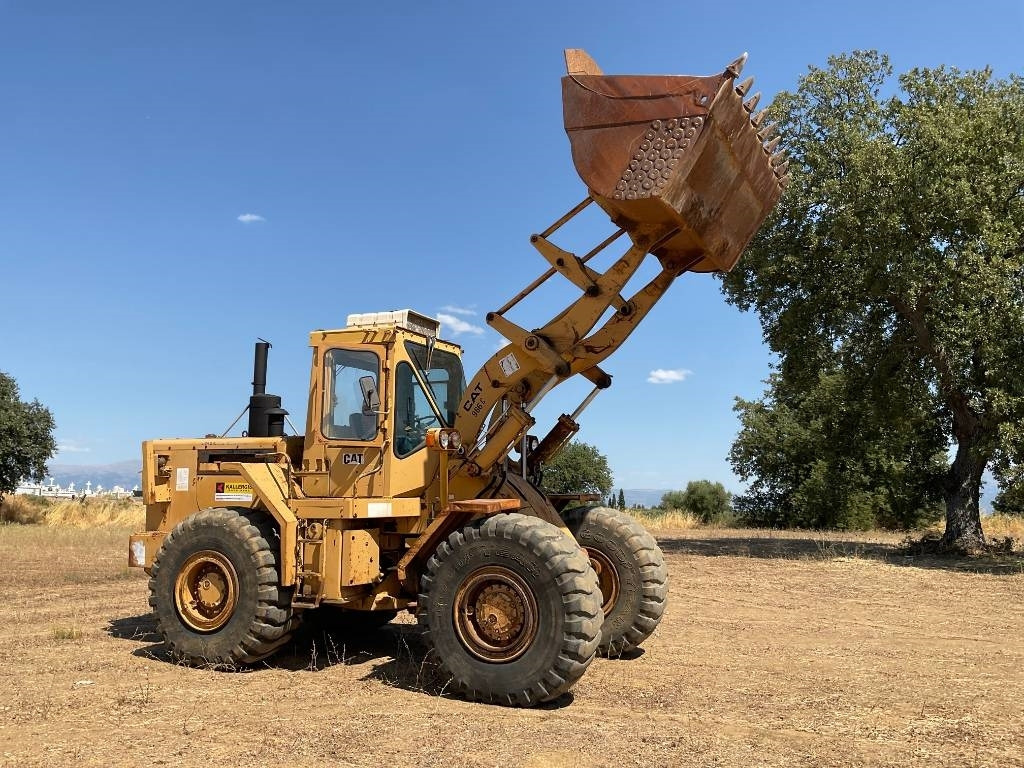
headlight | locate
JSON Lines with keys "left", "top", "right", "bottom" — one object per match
{"left": 426, "top": 428, "right": 462, "bottom": 452}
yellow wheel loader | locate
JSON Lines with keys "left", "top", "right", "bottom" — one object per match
{"left": 129, "top": 49, "right": 786, "bottom": 706}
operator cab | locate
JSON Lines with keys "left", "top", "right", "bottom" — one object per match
{"left": 304, "top": 310, "right": 467, "bottom": 499}
{"left": 340, "top": 310, "right": 467, "bottom": 459}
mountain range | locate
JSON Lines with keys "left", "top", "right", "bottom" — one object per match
{"left": 46, "top": 460, "right": 142, "bottom": 491}
{"left": 43, "top": 461, "right": 673, "bottom": 507}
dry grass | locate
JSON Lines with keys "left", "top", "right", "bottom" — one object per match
{"left": 0, "top": 524, "right": 144, "bottom": 586}
{"left": 627, "top": 507, "right": 703, "bottom": 530}
{"left": 979, "top": 513, "right": 1024, "bottom": 544}
{"left": 51, "top": 626, "right": 83, "bottom": 641}
{"left": 921, "top": 513, "right": 1024, "bottom": 552}
{"left": 0, "top": 525, "right": 1021, "bottom": 767}
{"left": 0, "top": 496, "right": 144, "bottom": 528}
{"left": 629, "top": 504, "right": 1024, "bottom": 553}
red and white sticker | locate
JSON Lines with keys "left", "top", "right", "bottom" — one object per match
{"left": 214, "top": 481, "right": 254, "bottom": 503}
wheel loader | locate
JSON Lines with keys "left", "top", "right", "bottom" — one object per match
{"left": 128, "top": 49, "right": 787, "bottom": 706}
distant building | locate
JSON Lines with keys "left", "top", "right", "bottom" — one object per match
{"left": 15, "top": 477, "right": 137, "bottom": 499}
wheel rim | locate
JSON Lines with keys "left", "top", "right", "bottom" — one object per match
{"left": 174, "top": 550, "right": 239, "bottom": 632}
{"left": 587, "top": 547, "right": 620, "bottom": 617}
{"left": 453, "top": 566, "right": 539, "bottom": 662}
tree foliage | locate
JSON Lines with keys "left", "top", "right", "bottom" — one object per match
{"left": 659, "top": 490, "right": 687, "bottom": 511}
{"left": 0, "top": 372, "right": 56, "bottom": 499}
{"left": 992, "top": 482, "right": 1024, "bottom": 516}
{"left": 722, "top": 52, "right": 1024, "bottom": 547}
{"left": 540, "top": 441, "right": 613, "bottom": 497}
{"left": 661, "top": 481, "right": 733, "bottom": 523}
{"left": 731, "top": 371, "right": 946, "bottom": 530}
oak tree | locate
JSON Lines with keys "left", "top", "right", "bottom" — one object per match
{"left": 540, "top": 441, "right": 613, "bottom": 497}
{"left": 0, "top": 372, "right": 56, "bottom": 499}
{"left": 722, "top": 52, "right": 1024, "bottom": 548}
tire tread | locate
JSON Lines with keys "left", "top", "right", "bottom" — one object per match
{"left": 148, "top": 507, "right": 297, "bottom": 667}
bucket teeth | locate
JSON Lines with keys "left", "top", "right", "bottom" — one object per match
{"left": 726, "top": 52, "right": 748, "bottom": 78}
{"left": 774, "top": 160, "right": 790, "bottom": 176}
{"left": 743, "top": 92, "right": 761, "bottom": 113}
{"left": 770, "top": 150, "right": 787, "bottom": 166}
{"left": 751, "top": 108, "right": 768, "bottom": 128}
{"left": 757, "top": 121, "right": 778, "bottom": 141}
{"left": 764, "top": 136, "right": 782, "bottom": 153}
{"left": 779, "top": 173, "right": 792, "bottom": 187}
{"left": 735, "top": 76, "right": 754, "bottom": 97}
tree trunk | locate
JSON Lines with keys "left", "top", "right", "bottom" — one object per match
{"left": 941, "top": 431, "right": 987, "bottom": 552}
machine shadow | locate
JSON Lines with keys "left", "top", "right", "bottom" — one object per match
{"left": 655, "top": 532, "right": 1024, "bottom": 575}
{"left": 106, "top": 613, "right": 436, "bottom": 676}
{"left": 106, "top": 613, "right": 575, "bottom": 708}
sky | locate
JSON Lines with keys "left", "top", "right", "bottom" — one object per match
{"left": 1, "top": 1, "right": 1022, "bottom": 495}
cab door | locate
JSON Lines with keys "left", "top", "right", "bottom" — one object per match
{"left": 304, "top": 346, "right": 387, "bottom": 498}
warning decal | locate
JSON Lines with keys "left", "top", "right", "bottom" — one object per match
{"left": 214, "top": 481, "right": 254, "bottom": 503}
{"left": 498, "top": 352, "right": 520, "bottom": 377}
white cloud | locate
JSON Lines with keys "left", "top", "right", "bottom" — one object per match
{"left": 237, "top": 213, "right": 265, "bottom": 223}
{"left": 440, "top": 305, "right": 478, "bottom": 317}
{"left": 437, "top": 312, "right": 485, "bottom": 336}
{"left": 647, "top": 368, "right": 693, "bottom": 384}
{"left": 56, "top": 440, "right": 90, "bottom": 454}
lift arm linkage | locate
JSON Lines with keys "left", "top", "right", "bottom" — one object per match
{"left": 452, "top": 201, "right": 689, "bottom": 480}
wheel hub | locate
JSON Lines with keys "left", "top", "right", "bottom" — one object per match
{"left": 453, "top": 566, "right": 538, "bottom": 663}
{"left": 587, "top": 548, "right": 620, "bottom": 617}
{"left": 174, "top": 550, "right": 239, "bottom": 633}
{"left": 473, "top": 584, "right": 524, "bottom": 644}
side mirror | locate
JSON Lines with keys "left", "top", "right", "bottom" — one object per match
{"left": 359, "top": 376, "right": 380, "bottom": 414}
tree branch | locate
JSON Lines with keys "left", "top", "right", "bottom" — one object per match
{"left": 887, "top": 294, "right": 977, "bottom": 436}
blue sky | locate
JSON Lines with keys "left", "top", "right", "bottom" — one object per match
{"left": 1, "top": 1, "right": 1021, "bottom": 494}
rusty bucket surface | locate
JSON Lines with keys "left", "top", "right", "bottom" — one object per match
{"left": 562, "top": 49, "right": 787, "bottom": 274}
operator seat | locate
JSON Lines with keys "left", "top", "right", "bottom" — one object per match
{"left": 349, "top": 413, "right": 376, "bottom": 441}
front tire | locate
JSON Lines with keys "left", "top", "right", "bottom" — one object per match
{"left": 561, "top": 505, "right": 668, "bottom": 655}
{"left": 419, "top": 513, "right": 602, "bottom": 706}
{"left": 149, "top": 508, "right": 298, "bottom": 666}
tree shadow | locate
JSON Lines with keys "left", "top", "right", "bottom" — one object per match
{"left": 655, "top": 532, "right": 1024, "bottom": 576}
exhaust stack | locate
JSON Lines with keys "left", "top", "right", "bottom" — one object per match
{"left": 247, "top": 340, "right": 287, "bottom": 438}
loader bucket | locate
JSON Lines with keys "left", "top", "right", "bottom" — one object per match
{"left": 562, "top": 49, "right": 787, "bottom": 273}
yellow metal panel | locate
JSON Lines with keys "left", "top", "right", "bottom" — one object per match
{"left": 321, "top": 527, "right": 343, "bottom": 600}
{"left": 341, "top": 529, "right": 380, "bottom": 586}
{"left": 288, "top": 497, "right": 420, "bottom": 519}
{"left": 128, "top": 530, "right": 166, "bottom": 570}
{"left": 290, "top": 497, "right": 349, "bottom": 519}
{"left": 349, "top": 497, "right": 420, "bottom": 519}
{"left": 229, "top": 462, "right": 299, "bottom": 586}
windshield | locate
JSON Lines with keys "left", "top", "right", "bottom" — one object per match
{"left": 393, "top": 341, "right": 466, "bottom": 459}
{"left": 404, "top": 340, "right": 466, "bottom": 427}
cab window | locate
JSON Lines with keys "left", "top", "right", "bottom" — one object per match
{"left": 393, "top": 361, "right": 439, "bottom": 458}
{"left": 403, "top": 340, "right": 466, "bottom": 425}
{"left": 322, "top": 349, "right": 379, "bottom": 441}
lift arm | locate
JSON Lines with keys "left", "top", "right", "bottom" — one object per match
{"left": 451, "top": 49, "right": 787, "bottom": 483}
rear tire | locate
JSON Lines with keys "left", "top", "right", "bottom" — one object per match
{"left": 419, "top": 513, "right": 602, "bottom": 706}
{"left": 149, "top": 508, "right": 298, "bottom": 666}
{"left": 561, "top": 505, "right": 667, "bottom": 655}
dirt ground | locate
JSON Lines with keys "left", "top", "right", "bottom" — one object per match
{"left": 0, "top": 525, "right": 1021, "bottom": 768}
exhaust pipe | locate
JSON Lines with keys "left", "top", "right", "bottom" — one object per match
{"left": 247, "top": 340, "right": 287, "bottom": 438}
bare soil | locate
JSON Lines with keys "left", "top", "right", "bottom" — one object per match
{"left": 1, "top": 525, "right": 1022, "bottom": 768}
